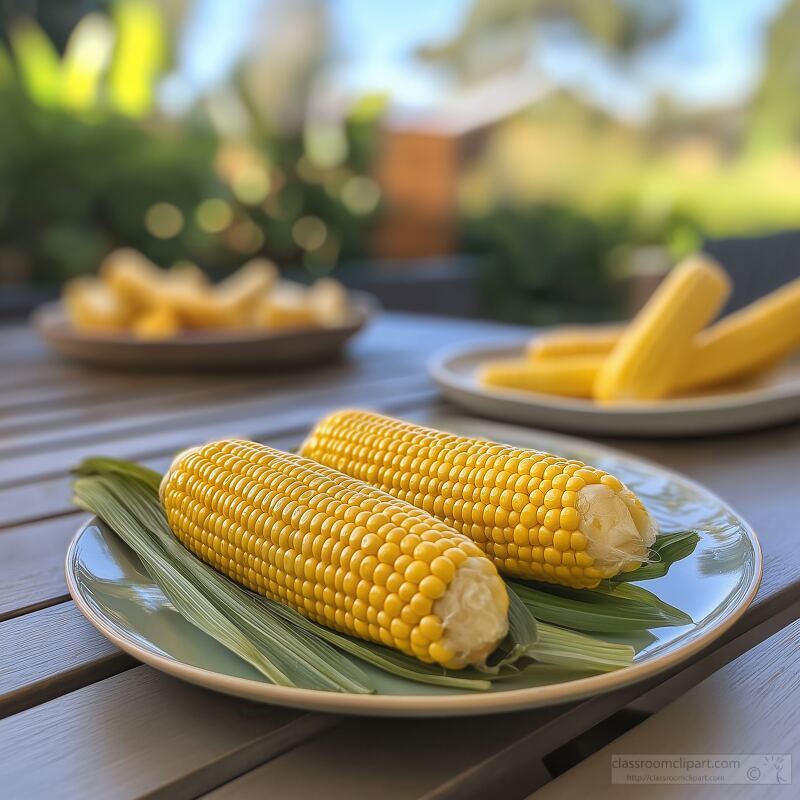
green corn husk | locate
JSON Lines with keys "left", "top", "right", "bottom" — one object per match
{"left": 509, "top": 579, "right": 692, "bottom": 633}
{"left": 615, "top": 530, "right": 701, "bottom": 582}
{"left": 526, "top": 623, "right": 634, "bottom": 672}
{"left": 72, "top": 457, "right": 689, "bottom": 692}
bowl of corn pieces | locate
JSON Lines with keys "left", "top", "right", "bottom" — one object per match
{"left": 34, "top": 249, "right": 376, "bottom": 369}
{"left": 431, "top": 255, "right": 800, "bottom": 436}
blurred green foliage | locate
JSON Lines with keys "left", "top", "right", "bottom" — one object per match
{"left": 463, "top": 205, "right": 626, "bottom": 324}
{"left": 0, "top": 6, "right": 381, "bottom": 286}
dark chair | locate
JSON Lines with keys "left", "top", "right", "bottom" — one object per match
{"left": 705, "top": 230, "right": 800, "bottom": 313}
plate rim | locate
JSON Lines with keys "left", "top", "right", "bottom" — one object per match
{"left": 65, "top": 425, "right": 763, "bottom": 717}
{"left": 429, "top": 340, "right": 800, "bottom": 416}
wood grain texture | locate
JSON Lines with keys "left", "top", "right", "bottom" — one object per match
{"left": 529, "top": 620, "right": 800, "bottom": 800}
{"left": 0, "top": 666, "right": 338, "bottom": 800}
{"left": 0, "top": 601, "right": 135, "bottom": 718}
{"left": 204, "top": 711, "right": 558, "bottom": 800}
{"left": 0, "top": 515, "right": 84, "bottom": 620}
{"left": 0, "top": 347, "right": 419, "bottom": 449}
{"left": 0, "top": 374, "right": 435, "bottom": 487}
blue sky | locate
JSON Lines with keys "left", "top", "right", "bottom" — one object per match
{"left": 330, "top": 0, "right": 787, "bottom": 117}
{"left": 169, "top": 0, "right": 788, "bottom": 119}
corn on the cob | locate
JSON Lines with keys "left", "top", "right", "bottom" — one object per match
{"left": 480, "top": 355, "right": 604, "bottom": 398}
{"left": 594, "top": 256, "right": 731, "bottom": 401}
{"left": 683, "top": 277, "right": 800, "bottom": 389}
{"left": 160, "top": 439, "right": 509, "bottom": 668}
{"left": 301, "top": 411, "right": 656, "bottom": 589}
{"left": 528, "top": 326, "right": 623, "bottom": 360}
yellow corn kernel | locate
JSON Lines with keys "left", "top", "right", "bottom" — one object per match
{"left": 160, "top": 439, "right": 508, "bottom": 668}
{"left": 301, "top": 411, "right": 657, "bottom": 589}
{"left": 480, "top": 355, "right": 604, "bottom": 398}
{"left": 594, "top": 255, "right": 731, "bottom": 401}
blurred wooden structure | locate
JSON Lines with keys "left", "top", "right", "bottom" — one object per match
{"left": 370, "top": 75, "right": 551, "bottom": 260}
{"left": 371, "top": 131, "right": 459, "bottom": 258}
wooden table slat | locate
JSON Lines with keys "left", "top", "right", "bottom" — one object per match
{"left": 0, "top": 376, "right": 273, "bottom": 444}
{"left": 0, "top": 666, "right": 338, "bottom": 800}
{"left": 0, "top": 514, "right": 80, "bottom": 621}
{"left": 0, "top": 375, "right": 436, "bottom": 488}
{"left": 0, "top": 364, "right": 422, "bottom": 457}
{"left": 529, "top": 619, "right": 800, "bottom": 800}
{"left": 0, "top": 601, "right": 134, "bottom": 718}
{"left": 0, "top": 339, "right": 410, "bottom": 428}
{"left": 203, "top": 712, "right": 557, "bottom": 800}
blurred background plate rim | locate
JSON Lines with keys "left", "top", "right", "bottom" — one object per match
{"left": 64, "top": 419, "right": 762, "bottom": 718}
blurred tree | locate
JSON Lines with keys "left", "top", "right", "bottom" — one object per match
{"left": 418, "top": 0, "right": 679, "bottom": 82}
{"left": 749, "top": 0, "right": 800, "bottom": 150}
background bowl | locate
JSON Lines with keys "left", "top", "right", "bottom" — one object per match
{"left": 33, "top": 292, "right": 378, "bottom": 371}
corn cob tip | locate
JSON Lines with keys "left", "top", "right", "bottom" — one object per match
{"left": 433, "top": 556, "right": 509, "bottom": 668}
{"left": 575, "top": 484, "right": 656, "bottom": 571}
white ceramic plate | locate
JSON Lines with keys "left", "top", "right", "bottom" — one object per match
{"left": 65, "top": 416, "right": 761, "bottom": 717}
{"left": 429, "top": 341, "right": 800, "bottom": 437}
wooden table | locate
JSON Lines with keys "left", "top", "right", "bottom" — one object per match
{"left": 530, "top": 619, "right": 800, "bottom": 799}
{"left": 1, "top": 312, "right": 799, "bottom": 800}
